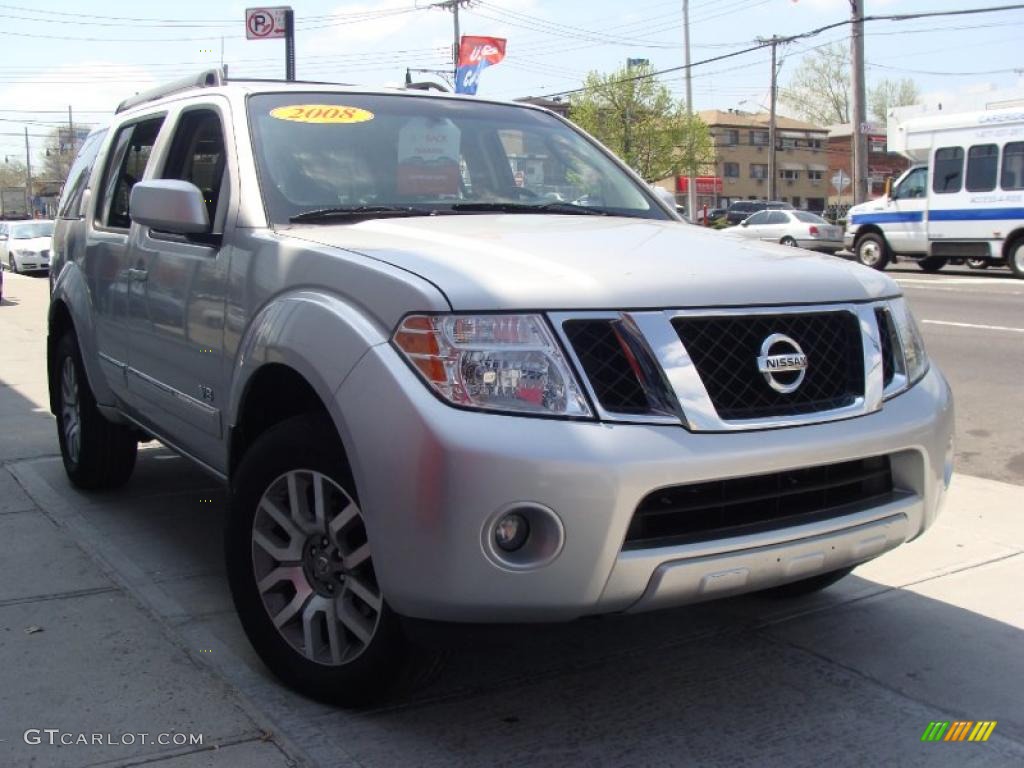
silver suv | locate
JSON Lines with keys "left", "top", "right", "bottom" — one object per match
{"left": 48, "top": 70, "right": 954, "bottom": 706}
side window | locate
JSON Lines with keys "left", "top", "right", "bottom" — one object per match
{"left": 766, "top": 211, "right": 788, "bottom": 225}
{"left": 745, "top": 211, "right": 769, "bottom": 225}
{"left": 932, "top": 147, "right": 964, "bottom": 194}
{"left": 894, "top": 167, "right": 927, "bottom": 199}
{"left": 57, "top": 129, "right": 107, "bottom": 220}
{"left": 99, "top": 117, "right": 164, "bottom": 229}
{"left": 161, "top": 109, "right": 226, "bottom": 226}
{"left": 1001, "top": 142, "right": 1024, "bottom": 190}
{"left": 965, "top": 144, "right": 998, "bottom": 193}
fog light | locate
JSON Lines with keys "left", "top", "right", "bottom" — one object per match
{"left": 494, "top": 512, "right": 530, "bottom": 552}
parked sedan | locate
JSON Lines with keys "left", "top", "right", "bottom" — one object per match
{"left": 732, "top": 209, "right": 843, "bottom": 253}
{"left": 1, "top": 219, "right": 55, "bottom": 273}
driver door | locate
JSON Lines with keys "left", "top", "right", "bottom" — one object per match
{"left": 884, "top": 166, "right": 928, "bottom": 254}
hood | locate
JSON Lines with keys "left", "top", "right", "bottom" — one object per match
{"left": 285, "top": 215, "right": 899, "bottom": 310}
{"left": 10, "top": 236, "right": 51, "bottom": 252}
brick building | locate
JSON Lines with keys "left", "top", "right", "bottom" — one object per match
{"left": 826, "top": 124, "right": 910, "bottom": 204}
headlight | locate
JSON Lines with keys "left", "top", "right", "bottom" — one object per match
{"left": 887, "top": 297, "right": 929, "bottom": 390}
{"left": 393, "top": 314, "right": 593, "bottom": 418}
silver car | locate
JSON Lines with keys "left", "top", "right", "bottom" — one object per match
{"left": 1, "top": 219, "right": 54, "bottom": 273}
{"left": 46, "top": 70, "right": 954, "bottom": 706}
{"left": 734, "top": 209, "right": 844, "bottom": 253}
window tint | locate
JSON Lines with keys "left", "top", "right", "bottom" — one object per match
{"left": 766, "top": 211, "right": 789, "bottom": 224}
{"left": 894, "top": 167, "right": 927, "bottom": 199}
{"left": 57, "top": 129, "right": 107, "bottom": 220}
{"left": 99, "top": 117, "right": 164, "bottom": 229}
{"left": 162, "top": 110, "right": 226, "bottom": 225}
{"left": 933, "top": 147, "right": 964, "bottom": 194}
{"left": 745, "top": 211, "right": 769, "bottom": 225}
{"left": 1001, "top": 142, "right": 1024, "bottom": 190}
{"left": 965, "top": 144, "right": 998, "bottom": 192}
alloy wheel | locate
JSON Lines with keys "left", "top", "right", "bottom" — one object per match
{"left": 60, "top": 356, "right": 81, "bottom": 464}
{"left": 251, "top": 469, "right": 382, "bottom": 666}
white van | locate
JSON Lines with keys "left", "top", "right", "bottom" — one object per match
{"left": 845, "top": 107, "right": 1024, "bottom": 278}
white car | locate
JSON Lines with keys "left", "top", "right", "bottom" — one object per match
{"left": 1, "top": 219, "right": 55, "bottom": 273}
{"left": 733, "top": 209, "right": 844, "bottom": 253}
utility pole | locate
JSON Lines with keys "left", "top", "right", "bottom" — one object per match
{"left": 850, "top": 0, "right": 868, "bottom": 203}
{"left": 434, "top": 1, "right": 471, "bottom": 82}
{"left": 24, "top": 127, "right": 33, "bottom": 216}
{"left": 67, "top": 105, "right": 75, "bottom": 160}
{"left": 682, "top": 0, "right": 696, "bottom": 221}
{"left": 758, "top": 36, "right": 788, "bottom": 202}
{"left": 284, "top": 9, "right": 295, "bottom": 81}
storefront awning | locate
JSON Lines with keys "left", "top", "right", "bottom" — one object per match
{"left": 781, "top": 162, "right": 805, "bottom": 171}
{"left": 808, "top": 163, "right": 828, "bottom": 172}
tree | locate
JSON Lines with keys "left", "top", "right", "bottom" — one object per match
{"left": 0, "top": 159, "right": 27, "bottom": 189}
{"left": 569, "top": 64, "right": 713, "bottom": 182}
{"left": 869, "top": 78, "right": 920, "bottom": 128}
{"left": 780, "top": 43, "right": 851, "bottom": 126}
{"left": 34, "top": 125, "right": 92, "bottom": 183}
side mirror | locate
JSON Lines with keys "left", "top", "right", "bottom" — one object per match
{"left": 740, "top": 220, "right": 748, "bottom": 227}
{"left": 130, "top": 180, "right": 209, "bottom": 234}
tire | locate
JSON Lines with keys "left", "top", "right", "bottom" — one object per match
{"left": 917, "top": 256, "right": 947, "bottom": 273}
{"left": 8, "top": 254, "right": 18, "bottom": 274}
{"left": 226, "top": 413, "right": 422, "bottom": 707}
{"left": 53, "top": 332, "right": 138, "bottom": 490}
{"left": 966, "top": 258, "right": 988, "bottom": 270}
{"left": 780, "top": 236, "right": 798, "bottom": 247}
{"left": 757, "top": 566, "right": 856, "bottom": 598}
{"left": 1009, "top": 239, "right": 1024, "bottom": 279}
{"left": 855, "top": 232, "right": 889, "bottom": 270}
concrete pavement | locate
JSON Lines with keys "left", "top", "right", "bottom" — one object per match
{"left": 1, "top": 269, "right": 1023, "bottom": 767}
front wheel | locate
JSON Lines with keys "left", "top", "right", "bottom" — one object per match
{"left": 917, "top": 256, "right": 948, "bottom": 273}
{"left": 966, "top": 258, "right": 988, "bottom": 270}
{"left": 227, "top": 413, "right": 423, "bottom": 707}
{"left": 8, "top": 254, "right": 18, "bottom": 274}
{"left": 1009, "top": 240, "right": 1024, "bottom": 279}
{"left": 855, "top": 233, "right": 889, "bottom": 270}
{"left": 53, "top": 332, "right": 137, "bottom": 490}
{"left": 757, "top": 566, "right": 856, "bottom": 598}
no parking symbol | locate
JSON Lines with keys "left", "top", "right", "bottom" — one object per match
{"left": 245, "top": 7, "right": 288, "bottom": 39}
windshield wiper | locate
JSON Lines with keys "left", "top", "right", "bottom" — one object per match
{"left": 289, "top": 205, "right": 441, "bottom": 223}
{"left": 449, "top": 201, "right": 615, "bottom": 216}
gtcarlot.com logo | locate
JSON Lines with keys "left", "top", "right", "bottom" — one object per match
{"left": 23, "top": 730, "right": 203, "bottom": 747}
{"left": 921, "top": 721, "right": 997, "bottom": 742}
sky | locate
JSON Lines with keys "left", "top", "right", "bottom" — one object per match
{"left": 1, "top": 0, "right": 1022, "bottom": 170}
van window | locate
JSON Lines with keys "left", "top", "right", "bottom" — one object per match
{"left": 932, "top": 147, "right": 963, "bottom": 194}
{"left": 893, "top": 167, "right": 927, "bottom": 199}
{"left": 57, "top": 129, "right": 107, "bottom": 220}
{"left": 1001, "top": 142, "right": 1024, "bottom": 190}
{"left": 966, "top": 144, "right": 998, "bottom": 192}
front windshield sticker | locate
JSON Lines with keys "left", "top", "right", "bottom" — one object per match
{"left": 397, "top": 117, "right": 461, "bottom": 196}
{"left": 269, "top": 105, "right": 374, "bottom": 124}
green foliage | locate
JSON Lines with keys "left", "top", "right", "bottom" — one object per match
{"left": 780, "top": 43, "right": 851, "bottom": 126}
{"left": 0, "top": 160, "right": 26, "bottom": 189}
{"left": 569, "top": 64, "right": 713, "bottom": 182}
{"left": 869, "top": 78, "right": 920, "bottom": 128}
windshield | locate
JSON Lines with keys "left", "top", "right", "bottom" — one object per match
{"left": 792, "top": 211, "right": 827, "bottom": 224}
{"left": 247, "top": 93, "right": 663, "bottom": 223}
{"left": 10, "top": 221, "right": 54, "bottom": 239}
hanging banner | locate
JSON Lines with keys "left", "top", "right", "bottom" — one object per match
{"left": 455, "top": 36, "right": 507, "bottom": 95}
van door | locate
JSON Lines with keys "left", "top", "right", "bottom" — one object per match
{"left": 882, "top": 166, "right": 928, "bottom": 254}
{"left": 927, "top": 143, "right": 998, "bottom": 246}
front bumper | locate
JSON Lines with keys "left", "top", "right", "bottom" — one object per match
{"left": 335, "top": 346, "right": 954, "bottom": 622}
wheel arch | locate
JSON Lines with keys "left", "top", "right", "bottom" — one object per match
{"left": 853, "top": 224, "right": 887, "bottom": 248}
{"left": 1001, "top": 227, "right": 1024, "bottom": 260}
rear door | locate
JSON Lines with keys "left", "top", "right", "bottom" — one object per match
{"left": 86, "top": 115, "right": 165, "bottom": 402}
{"left": 761, "top": 210, "right": 790, "bottom": 242}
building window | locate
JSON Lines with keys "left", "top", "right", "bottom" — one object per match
{"left": 750, "top": 163, "right": 769, "bottom": 179}
{"left": 1001, "top": 141, "right": 1024, "bottom": 190}
{"left": 933, "top": 147, "right": 964, "bottom": 193}
{"left": 808, "top": 170, "right": 823, "bottom": 181}
{"left": 869, "top": 137, "right": 887, "bottom": 153}
{"left": 750, "top": 130, "right": 769, "bottom": 146}
{"left": 780, "top": 137, "right": 796, "bottom": 150}
{"left": 720, "top": 129, "right": 739, "bottom": 146}
{"left": 808, "top": 139, "right": 822, "bottom": 150}
{"left": 723, "top": 162, "right": 739, "bottom": 178}
{"left": 966, "top": 144, "right": 998, "bottom": 192}
{"left": 780, "top": 169, "right": 799, "bottom": 180}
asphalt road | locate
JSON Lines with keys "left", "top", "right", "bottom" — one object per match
{"left": 886, "top": 263, "right": 1024, "bottom": 484}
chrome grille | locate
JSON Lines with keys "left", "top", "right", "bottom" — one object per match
{"left": 562, "top": 320, "right": 648, "bottom": 413}
{"left": 672, "top": 311, "right": 865, "bottom": 421}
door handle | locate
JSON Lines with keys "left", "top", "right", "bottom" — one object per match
{"left": 127, "top": 267, "right": 148, "bottom": 282}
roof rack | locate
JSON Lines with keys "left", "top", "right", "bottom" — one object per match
{"left": 116, "top": 67, "right": 225, "bottom": 114}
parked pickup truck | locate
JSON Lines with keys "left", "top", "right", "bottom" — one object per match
{"left": 47, "top": 69, "right": 954, "bottom": 706}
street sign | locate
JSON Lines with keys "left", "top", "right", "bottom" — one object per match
{"left": 831, "top": 169, "right": 850, "bottom": 193}
{"left": 246, "top": 7, "right": 289, "bottom": 39}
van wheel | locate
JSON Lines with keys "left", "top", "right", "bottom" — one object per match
{"left": 1010, "top": 240, "right": 1024, "bottom": 279}
{"left": 53, "top": 332, "right": 137, "bottom": 490}
{"left": 855, "top": 233, "right": 889, "bottom": 270}
{"left": 966, "top": 258, "right": 988, "bottom": 269}
{"left": 758, "top": 566, "right": 856, "bottom": 598}
{"left": 227, "top": 413, "right": 423, "bottom": 707}
{"left": 917, "top": 257, "right": 947, "bottom": 273}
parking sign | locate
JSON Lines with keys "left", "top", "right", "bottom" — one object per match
{"left": 246, "top": 7, "right": 289, "bottom": 39}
